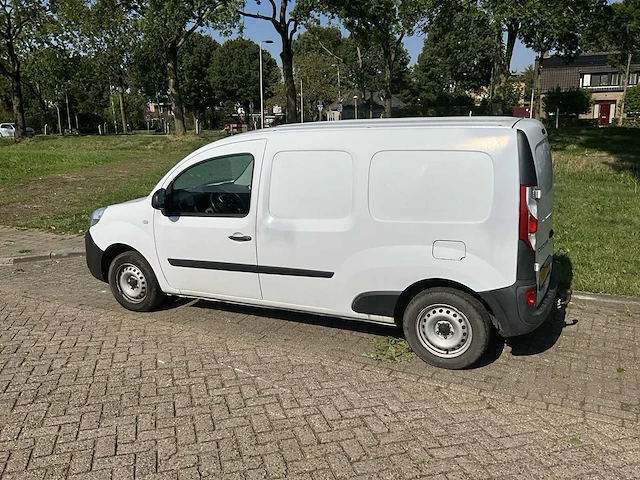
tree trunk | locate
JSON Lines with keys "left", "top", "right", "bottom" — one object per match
{"left": 535, "top": 54, "right": 544, "bottom": 118}
{"left": 166, "top": 43, "right": 186, "bottom": 135}
{"left": 8, "top": 42, "right": 25, "bottom": 140}
{"left": 280, "top": 37, "right": 297, "bottom": 123}
{"left": 384, "top": 61, "right": 393, "bottom": 118}
{"left": 117, "top": 79, "right": 128, "bottom": 134}
{"left": 55, "top": 103, "right": 62, "bottom": 134}
{"left": 490, "top": 24, "right": 504, "bottom": 115}
{"left": 618, "top": 52, "right": 632, "bottom": 126}
{"left": 492, "top": 22, "right": 518, "bottom": 115}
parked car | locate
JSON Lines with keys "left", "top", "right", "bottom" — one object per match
{"left": 0, "top": 123, "right": 35, "bottom": 137}
{"left": 85, "top": 117, "right": 557, "bottom": 369}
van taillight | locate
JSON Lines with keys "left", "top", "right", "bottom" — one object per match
{"left": 519, "top": 185, "right": 538, "bottom": 251}
{"left": 525, "top": 288, "right": 536, "bottom": 306}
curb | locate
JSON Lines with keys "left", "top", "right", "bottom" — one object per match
{"left": 0, "top": 248, "right": 85, "bottom": 265}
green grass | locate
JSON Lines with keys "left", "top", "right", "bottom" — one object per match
{"left": 0, "top": 134, "right": 221, "bottom": 233}
{"left": 1, "top": 127, "right": 639, "bottom": 297}
{"left": 548, "top": 127, "right": 640, "bottom": 296}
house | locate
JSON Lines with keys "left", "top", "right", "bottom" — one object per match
{"left": 325, "top": 89, "right": 405, "bottom": 120}
{"left": 540, "top": 52, "right": 640, "bottom": 124}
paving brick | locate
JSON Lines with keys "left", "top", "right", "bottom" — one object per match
{"left": 0, "top": 261, "right": 639, "bottom": 479}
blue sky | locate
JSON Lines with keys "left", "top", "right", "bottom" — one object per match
{"left": 207, "top": 15, "right": 536, "bottom": 74}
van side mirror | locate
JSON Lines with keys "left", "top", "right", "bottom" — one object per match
{"left": 151, "top": 188, "right": 168, "bottom": 215}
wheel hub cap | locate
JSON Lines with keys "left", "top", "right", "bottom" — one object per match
{"left": 416, "top": 304, "right": 473, "bottom": 358}
{"left": 117, "top": 264, "right": 147, "bottom": 304}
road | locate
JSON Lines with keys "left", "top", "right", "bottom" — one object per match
{"left": 0, "top": 257, "right": 638, "bottom": 479}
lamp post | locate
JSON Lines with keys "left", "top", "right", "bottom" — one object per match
{"left": 259, "top": 40, "right": 274, "bottom": 129}
{"left": 328, "top": 63, "right": 341, "bottom": 98}
{"left": 353, "top": 95, "right": 358, "bottom": 119}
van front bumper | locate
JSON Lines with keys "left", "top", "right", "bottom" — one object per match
{"left": 480, "top": 267, "right": 558, "bottom": 338}
{"left": 85, "top": 230, "right": 107, "bottom": 282}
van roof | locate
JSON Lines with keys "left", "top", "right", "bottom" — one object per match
{"left": 262, "top": 116, "right": 525, "bottom": 134}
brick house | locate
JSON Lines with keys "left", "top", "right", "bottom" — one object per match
{"left": 540, "top": 52, "right": 640, "bottom": 124}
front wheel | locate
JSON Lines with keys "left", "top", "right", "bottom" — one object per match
{"left": 403, "top": 287, "right": 491, "bottom": 369}
{"left": 108, "top": 251, "right": 166, "bottom": 312}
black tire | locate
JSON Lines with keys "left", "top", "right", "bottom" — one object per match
{"left": 402, "top": 287, "right": 491, "bottom": 369}
{"left": 108, "top": 251, "right": 166, "bottom": 312}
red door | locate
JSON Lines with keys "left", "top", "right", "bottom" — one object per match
{"left": 598, "top": 101, "right": 615, "bottom": 125}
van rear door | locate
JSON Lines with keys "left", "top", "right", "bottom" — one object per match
{"left": 518, "top": 125, "right": 554, "bottom": 306}
{"left": 532, "top": 137, "right": 554, "bottom": 303}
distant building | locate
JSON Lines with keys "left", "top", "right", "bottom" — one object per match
{"left": 326, "top": 89, "right": 405, "bottom": 120}
{"left": 540, "top": 52, "right": 640, "bottom": 124}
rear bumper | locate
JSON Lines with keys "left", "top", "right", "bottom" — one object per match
{"left": 85, "top": 230, "right": 107, "bottom": 282}
{"left": 480, "top": 267, "right": 558, "bottom": 338}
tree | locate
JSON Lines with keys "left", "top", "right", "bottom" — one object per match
{"left": 322, "top": 0, "right": 427, "bottom": 117}
{"left": 84, "top": 0, "right": 142, "bottom": 133}
{"left": 414, "top": 0, "right": 493, "bottom": 103}
{"left": 140, "top": 0, "right": 236, "bottom": 134}
{"left": 293, "top": 26, "right": 344, "bottom": 120}
{"left": 518, "top": 0, "right": 607, "bottom": 118}
{"left": 237, "top": 0, "right": 317, "bottom": 123}
{"left": 179, "top": 33, "right": 219, "bottom": 121}
{"left": 208, "top": 37, "right": 278, "bottom": 122}
{"left": 0, "top": 0, "right": 54, "bottom": 139}
{"left": 625, "top": 85, "right": 640, "bottom": 117}
{"left": 482, "top": 0, "right": 606, "bottom": 115}
{"left": 607, "top": 0, "right": 640, "bottom": 125}
{"left": 543, "top": 87, "right": 592, "bottom": 118}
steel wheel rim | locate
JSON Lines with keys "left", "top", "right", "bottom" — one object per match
{"left": 116, "top": 263, "right": 147, "bottom": 304}
{"left": 416, "top": 303, "right": 473, "bottom": 358}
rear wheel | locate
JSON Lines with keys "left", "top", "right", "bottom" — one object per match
{"left": 403, "top": 287, "right": 491, "bottom": 369}
{"left": 108, "top": 251, "right": 166, "bottom": 312}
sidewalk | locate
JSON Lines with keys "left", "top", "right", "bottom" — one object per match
{"left": 0, "top": 226, "right": 84, "bottom": 264}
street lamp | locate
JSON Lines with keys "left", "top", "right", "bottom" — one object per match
{"left": 328, "top": 63, "right": 341, "bottom": 98}
{"left": 259, "top": 40, "right": 274, "bottom": 129}
{"left": 353, "top": 95, "right": 358, "bottom": 119}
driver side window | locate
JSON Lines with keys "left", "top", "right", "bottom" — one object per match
{"left": 168, "top": 154, "right": 254, "bottom": 217}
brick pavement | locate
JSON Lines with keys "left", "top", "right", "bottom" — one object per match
{"left": 0, "top": 257, "right": 638, "bottom": 479}
{"left": 0, "top": 227, "right": 83, "bottom": 264}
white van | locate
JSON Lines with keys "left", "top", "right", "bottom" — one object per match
{"left": 86, "top": 117, "right": 557, "bottom": 369}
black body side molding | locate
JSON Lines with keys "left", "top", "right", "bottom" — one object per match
{"left": 168, "top": 259, "right": 334, "bottom": 278}
{"left": 351, "top": 291, "right": 401, "bottom": 318}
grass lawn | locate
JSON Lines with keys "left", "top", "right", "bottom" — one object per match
{"left": 0, "top": 134, "right": 218, "bottom": 233}
{"left": 1, "top": 127, "right": 639, "bottom": 297}
{"left": 549, "top": 127, "right": 640, "bottom": 297}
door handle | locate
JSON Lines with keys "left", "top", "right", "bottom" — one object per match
{"left": 229, "top": 233, "right": 252, "bottom": 242}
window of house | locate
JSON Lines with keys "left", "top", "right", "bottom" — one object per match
{"left": 599, "top": 74, "right": 610, "bottom": 86}
{"left": 591, "top": 75, "right": 600, "bottom": 87}
{"left": 611, "top": 73, "right": 620, "bottom": 86}
{"left": 582, "top": 74, "right": 591, "bottom": 87}
{"left": 168, "top": 154, "right": 254, "bottom": 216}
{"left": 630, "top": 72, "right": 639, "bottom": 85}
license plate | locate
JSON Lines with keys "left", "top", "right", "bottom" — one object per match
{"left": 539, "top": 263, "right": 551, "bottom": 289}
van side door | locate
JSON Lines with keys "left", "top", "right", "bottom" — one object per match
{"left": 256, "top": 148, "right": 355, "bottom": 312}
{"left": 153, "top": 139, "right": 266, "bottom": 300}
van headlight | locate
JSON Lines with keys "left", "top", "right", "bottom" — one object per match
{"left": 90, "top": 207, "right": 107, "bottom": 227}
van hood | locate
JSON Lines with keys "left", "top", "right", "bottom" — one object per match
{"left": 119, "top": 196, "right": 147, "bottom": 206}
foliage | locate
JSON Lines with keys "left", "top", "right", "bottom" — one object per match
{"left": 362, "top": 337, "right": 413, "bottom": 362}
{"left": 543, "top": 87, "right": 592, "bottom": 116}
{"left": 179, "top": 33, "right": 219, "bottom": 116}
{"left": 208, "top": 37, "right": 278, "bottom": 121}
{"left": 479, "top": 0, "right": 606, "bottom": 115}
{"left": 625, "top": 86, "right": 640, "bottom": 115}
{"left": 237, "top": 0, "right": 319, "bottom": 123}
{"left": 321, "top": 0, "right": 429, "bottom": 117}
{"left": 414, "top": 0, "right": 493, "bottom": 100}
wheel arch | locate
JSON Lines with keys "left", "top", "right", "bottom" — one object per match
{"left": 101, "top": 243, "right": 137, "bottom": 281}
{"left": 394, "top": 278, "right": 497, "bottom": 328}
